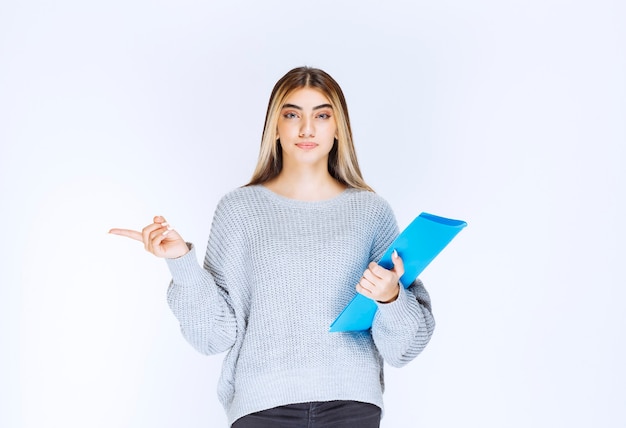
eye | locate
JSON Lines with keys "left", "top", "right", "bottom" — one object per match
{"left": 282, "top": 112, "right": 298, "bottom": 119}
{"left": 317, "top": 112, "right": 331, "bottom": 119}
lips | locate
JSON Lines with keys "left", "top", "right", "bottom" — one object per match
{"left": 295, "top": 143, "right": 318, "bottom": 150}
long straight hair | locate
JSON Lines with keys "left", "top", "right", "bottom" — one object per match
{"left": 247, "top": 67, "right": 373, "bottom": 192}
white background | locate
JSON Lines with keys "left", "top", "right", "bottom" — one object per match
{"left": 1, "top": 0, "right": 625, "bottom": 427}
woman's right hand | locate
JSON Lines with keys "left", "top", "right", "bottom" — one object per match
{"left": 109, "top": 216, "right": 190, "bottom": 259}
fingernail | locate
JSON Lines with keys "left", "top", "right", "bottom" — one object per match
{"left": 392, "top": 249, "right": 398, "bottom": 258}
{"left": 162, "top": 230, "right": 170, "bottom": 236}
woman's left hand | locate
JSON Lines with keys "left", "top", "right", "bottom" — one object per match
{"left": 356, "top": 250, "right": 405, "bottom": 303}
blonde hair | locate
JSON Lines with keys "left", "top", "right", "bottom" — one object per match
{"left": 247, "top": 66, "right": 373, "bottom": 192}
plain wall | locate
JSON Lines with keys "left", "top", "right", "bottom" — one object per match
{"left": 1, "top": 0, "right": 624, "bottom": 427}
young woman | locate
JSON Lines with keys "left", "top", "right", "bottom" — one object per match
{"left": 110, "top": 66, "right": 435, "bottom": 428}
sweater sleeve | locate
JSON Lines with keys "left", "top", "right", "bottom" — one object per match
{"left": 368, "top": 201, "right": 436, "bottom": 368}
{"left": 372, "top": 279, "right": 435, "bottom": 367}
{"left": 165, "top": 198, "right": 241, "bottom": 355}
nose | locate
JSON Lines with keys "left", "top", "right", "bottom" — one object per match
{"left": 299, "top": 117, "right": 314, "bottom": 137}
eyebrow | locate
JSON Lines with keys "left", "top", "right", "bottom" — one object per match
{"left": 281, "top": 103, "right": 333, "bottom": 110}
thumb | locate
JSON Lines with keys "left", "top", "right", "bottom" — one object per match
{"left": 392, "top": 249, "right": 405, "bottom": 279}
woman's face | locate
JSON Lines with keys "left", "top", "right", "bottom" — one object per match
{"left": 276, "top": 87, "right": 338, "bottom": 169}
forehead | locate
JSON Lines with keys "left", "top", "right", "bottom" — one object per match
{"left": 282, "top": 87, "right": 332, "bottom": 107}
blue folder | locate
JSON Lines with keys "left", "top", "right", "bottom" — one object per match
{"left": 329, "top": 212, "right": 467, "bottom": 332}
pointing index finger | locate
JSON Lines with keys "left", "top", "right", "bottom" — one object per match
{"left": 108, "top": 228, "right": 143, "bottom": 242}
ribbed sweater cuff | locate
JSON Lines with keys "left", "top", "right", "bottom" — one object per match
{"left": 374, "top": 284, "right": 418, "bottom": 327}
{"left": 165, "top": 244, "right": 206, "bottom": 285}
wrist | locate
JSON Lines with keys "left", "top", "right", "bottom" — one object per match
{"left": 377, "top": 284, "right": 400, "bottom": 304}
{"left": 168, "top": 242, "right": 192, "bottom": 259}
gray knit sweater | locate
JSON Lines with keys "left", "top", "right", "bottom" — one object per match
{"left": 165, "top": 185, "right": 435, "bottom": 425}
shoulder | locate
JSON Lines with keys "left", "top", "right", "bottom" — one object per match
{"left": 215, "top": 185, "right": 266, "bottom": 212}
{"left": 344, "top": 188, "right": 396, "bottom": 219}
{"left": 344, "top": 190, "right": 399, "bottom": 257}
{"left": 218, "top": 185, "right": 261, "bottom": 205}
{"left": 209, "top": 186, "right": 267, "bottom": 230}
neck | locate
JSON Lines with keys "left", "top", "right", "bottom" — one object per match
{"left": 264, "top": 164, "right": 346, "bottom": 201}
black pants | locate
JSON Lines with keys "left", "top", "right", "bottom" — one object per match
{"left": 231, "top": 400, "right": 381, "bottom": 428}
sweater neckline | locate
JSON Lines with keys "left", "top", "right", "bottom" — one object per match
{"left": 254, "top": 184, "right": 357, "bottom": 208}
